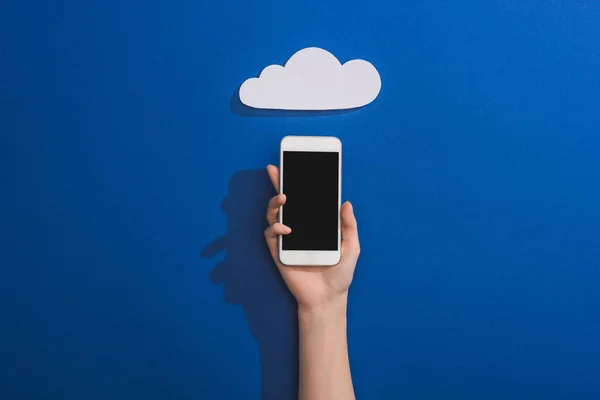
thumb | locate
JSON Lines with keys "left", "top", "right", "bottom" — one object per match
{"left": 341, "top": 201, "right": 360, "bottom": 254}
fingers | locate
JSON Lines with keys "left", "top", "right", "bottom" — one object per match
{"left": 267, "top": 165, "right": 280, "bottom": 192}
{"left": 264, "top": 222, "right": 292, "bottom": 239}
{"left": 266, "top": 193, "right": 286, "bottom": 225}
{"left": 341, "top": 201, "right": 360, "bottom": 258}
{"left": 265, "top": 166, "right": 285, "bottom": 265}
{"left": 264, "top": 222, "right": 292, "bottom": 259}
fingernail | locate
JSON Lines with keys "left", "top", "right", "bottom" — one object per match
{"left": 284, "top": 226, "right": 291, "bottom": 233}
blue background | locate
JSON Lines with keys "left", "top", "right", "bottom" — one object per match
{"left": 2, "top": 1, "right": 600, "bottom": 399}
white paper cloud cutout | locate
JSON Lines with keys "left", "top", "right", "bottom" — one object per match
{"left": 239, "top": 47, "right": 381, "bottom": 111}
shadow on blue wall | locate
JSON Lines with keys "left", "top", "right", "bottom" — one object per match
{"left": 201, "top": 169, "right": 299, "bottom": 400}
{"left": 229, "top": 86, "right": 363, "bottom": 117}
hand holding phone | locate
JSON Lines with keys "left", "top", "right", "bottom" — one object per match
{"left": 263, "top": 137, "right": 360, "bottom": 309}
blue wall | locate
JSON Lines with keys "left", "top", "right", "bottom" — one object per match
{"left": 2, "top": 1, "right": 599, "bottom": 399}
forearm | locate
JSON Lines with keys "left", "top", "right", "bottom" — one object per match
{"left": 298, "top": 295, "right": 355, "bottom": 400}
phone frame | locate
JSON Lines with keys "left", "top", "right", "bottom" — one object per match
{"left": 279, "top": 135, "right": 342, "bottom": 266}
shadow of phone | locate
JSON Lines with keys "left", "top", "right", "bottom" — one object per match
{"left": 201, "top": 169, "right": 299, "bottom": 400}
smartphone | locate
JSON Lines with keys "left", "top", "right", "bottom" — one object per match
{"left": 279, "top": 136, "right": 342, "bottom": 266}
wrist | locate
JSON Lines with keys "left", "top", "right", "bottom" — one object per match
{"left": 297, "top": 292, "right": 348, "bottom": 321}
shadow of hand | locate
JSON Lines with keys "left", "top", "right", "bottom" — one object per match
{"left": 202, "top": 169, "right": 298, "bottom": 400}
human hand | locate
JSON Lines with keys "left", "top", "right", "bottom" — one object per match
{"left": 264, "top": 165, "right": 360, "bottom": 311}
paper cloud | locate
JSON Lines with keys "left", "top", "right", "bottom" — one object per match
{"left": 239, "top": 47, "right": 381, "bottom": 111}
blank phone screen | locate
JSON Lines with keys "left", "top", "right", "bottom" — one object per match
{"left": 282, "top": 151, "right": 339, "bottom": 251}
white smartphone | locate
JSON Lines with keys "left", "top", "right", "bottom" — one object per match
{"left": 279, "top": 136, "right": 342, "bottom": 266}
